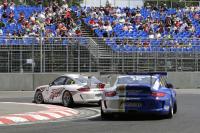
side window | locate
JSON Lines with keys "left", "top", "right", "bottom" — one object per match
{"left": 65, "top": 78, "right": 75, "bottom": 85}
{"left": 52, "top": 77, "right": 66, "bottom": 86}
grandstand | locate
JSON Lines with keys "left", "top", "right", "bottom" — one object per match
{"left": 0, "top": 0, "right": 200, "bottom": 73}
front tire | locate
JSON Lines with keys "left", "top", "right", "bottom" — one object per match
{"left": 62, "top": 91, "right": 74, "bottom": 107}
{"left": 34, "top": 90, "right": 44, "bottom": 104}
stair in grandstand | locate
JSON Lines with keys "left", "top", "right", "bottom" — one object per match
{"left": 79, "top": 24, "right": 112, "bottom": 59}
{"left": 71, "top": 13, "right": 113, "bottom": 59}
{"left": 86, "top": 38, "right": 113, "bottom": 59}
{"left": 80, "top": 25, "right": 94, "bottom": 37}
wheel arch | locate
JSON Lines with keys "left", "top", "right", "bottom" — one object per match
{"left": 62, "top": 90, "right": 74, "bottom": 102}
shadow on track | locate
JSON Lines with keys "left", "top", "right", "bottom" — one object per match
{"left": 72, "top": 103, "right": 99, "bottom": 108}
{"left": 88, "top": 114, "right": 166, "bottom": 121}
{"left": 40, "top": 102, "right": 99, "bottom": 108}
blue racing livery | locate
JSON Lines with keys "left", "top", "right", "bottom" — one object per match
{"left": 101, "top": 72, "right": 177, "bottom": 119}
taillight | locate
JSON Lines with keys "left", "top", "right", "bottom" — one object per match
{"left": 105, "top": 91, "right": 116, "bottom": 97}
{"left": 78, "top": 87, "right": 90, "bottom": 92}
{"left": 98, "top": 83, "right": 105, "bottom": 90}
{"left": 151, "top": 92, "right": 166, "bottom": 97}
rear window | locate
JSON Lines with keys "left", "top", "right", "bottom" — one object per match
{"left": 90, "top": 76, "right": 101, "bottom": 84}
{"left": 117, "top": 76, "right": 156, "bottom": 85}
{"left": 75, "top": 76, "right": 88, "bottom": 84}
{"left": 75, "top": 76, "right": 101, "bottom": 84}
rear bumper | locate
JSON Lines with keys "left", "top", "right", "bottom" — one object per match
{"left": 101, "top": 97, "right": 171, "bottom": 115}
{"left": 102, "top": 108, "right": 169, "bottom": 115}
{"left": 73, "top": 91, "right": 103, "bottom": 104}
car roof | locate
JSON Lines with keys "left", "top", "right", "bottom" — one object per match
{"left": 62, "top": 74, "right": 86, "bottom": 79}
{"left": 117, "top": 75, "right": 159, "bottom": 78}
{"left": 62, "top": 74, "right": 80, "bottom": 78}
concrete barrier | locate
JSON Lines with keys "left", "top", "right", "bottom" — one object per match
{"left": 0, "top": 72, "right": 199, "bottom": 91}
{"left": 0, "top": 72, "right": 99, "bottom": 91}
{"left": 99, "top": 72, "right": 200, "bottom": 89}
{"left": 167, "top": 72, "right": 200, "bottom": 89}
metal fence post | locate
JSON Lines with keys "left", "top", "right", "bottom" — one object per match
{"left": 78, "top": 43, "right": 80, "bottom": 73}
{"left": 32, "top": 43, "right": 34, "bottom": 73}
{"left": 20, "top": 45, "right": 23, "bottom": 73}
{"left": 8, "top": 50, "right": 10, "bottom": 73}
{"left": 40, "top": 34, "right": 43, "bottom": 72}
{"left": 66, "top": 46, "right": 68, "bottom": 72}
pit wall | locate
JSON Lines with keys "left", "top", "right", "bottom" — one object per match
{"left": 0, "top": 72, "right": 199, "bottom": 91}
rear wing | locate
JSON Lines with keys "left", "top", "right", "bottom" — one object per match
{"left": 126, "top": 72, "right": 167, "bottom": 76}
{"left": 100, "top": 72, "right": 167, "bottom": 76}
{"left": 100, "top": 72, "right": 167, "bottom": 87}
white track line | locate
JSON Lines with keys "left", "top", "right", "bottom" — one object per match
{"left": 53, "top": 111, "right": 72, "bottom": 116}
{"left": 4, "top": 117, "right": 28, "bottom": 123}
{"left": 41, "top": 112, "right": 63, "bottom": 119}
{"left": 26, "top": 114, "right": 50, "bottom": 121}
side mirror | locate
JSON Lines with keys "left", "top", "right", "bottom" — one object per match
{"left": 166, "top": 83, "right": 173, "bottom": 89}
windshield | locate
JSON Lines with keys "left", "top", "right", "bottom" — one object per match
{"left": 117, "top": 75, "right": 156, "bottom": 85}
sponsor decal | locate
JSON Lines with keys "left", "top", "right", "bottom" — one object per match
{"left": 117, "top": 85, "right": 125, "bottom": 92}
{"left": 49, "top": 88, "right": 65, "bottom": 100}
{"left": 118, "top": 98, "right": 125, "bottom": 112}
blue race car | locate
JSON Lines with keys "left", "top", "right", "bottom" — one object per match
{"left": 101, "top": 72, "right": 177, "bottom": 119}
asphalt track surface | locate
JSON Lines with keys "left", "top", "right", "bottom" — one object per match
{"left": 1, "top": 91, "right": 200, "bottom": 133}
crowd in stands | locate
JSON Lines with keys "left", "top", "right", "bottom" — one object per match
{"left": 74, "top": 3, "right": 200, "bottom": 39}
{"left": 69, "top": 3, "right": 200, "bottom": 51}
{"left": 0, "top": 0, "right": 82, "bottom": 41}
{"left": 1, "top": 0, "right": 200, "bottom": 50}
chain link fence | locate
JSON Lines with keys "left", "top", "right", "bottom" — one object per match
{"left": 0, "top": 37, "right": 200, "bottom": 73}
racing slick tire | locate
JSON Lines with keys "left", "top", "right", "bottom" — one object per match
{"left": 62, "top": 91, "right": 74, "bottom": 107}
{"left": 34, "top": 90, "right": 44, "bottom": 104}
{"left": 165, "top": 100, "right": 174, "bottom": 119}
{"left": 173, "top": 102, "right": 177, "bottom": 114}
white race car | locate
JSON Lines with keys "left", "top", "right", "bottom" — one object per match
{"left": 33, "top": 74, "right": 109, "bottom": 107}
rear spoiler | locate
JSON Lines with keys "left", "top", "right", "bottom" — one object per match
{"left": 100, "top": 72, "right": 167, "bottom": 76}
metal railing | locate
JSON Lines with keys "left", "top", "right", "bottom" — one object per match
{"left": 81, "top": 0, "right": 144, "bottom": 8}
{"left": 81, "top": 0, "right": 200, "bottom": 8}
{"left": 0, "top": 37, "right": 200, "bottom": 73}
{"left": 144, "top": 0, "right": 200, "bottom": 8}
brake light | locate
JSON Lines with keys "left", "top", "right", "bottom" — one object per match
{"left": 151, "top": 92, "right": 166, "bottom": 97}
{"left": 78, "top": 87, "right": 90, "bottom": 92}
{"left": 98, "top": 83, "right": 105, "bottom": 90}
{"left": 105, "top": 91, "right": 116, "bottom": 97}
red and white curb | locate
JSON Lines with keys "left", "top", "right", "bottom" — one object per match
{"left": 0, "top": 102, "right": 79, "bottom": 125}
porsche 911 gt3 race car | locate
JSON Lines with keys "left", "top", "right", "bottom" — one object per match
{"left": 101, "top": 72, "right": 177, "bottom": 119}
{"left": 33, "top": 74, "right": 109, "bottom": 107}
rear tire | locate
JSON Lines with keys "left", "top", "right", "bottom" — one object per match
{"left": 165, "top": 100, "right": 174, "bottom": 119}
{"left": 173, "top": 102, "right": 177, "bottom": 114}
{"left": 98, "top": 100, "right": 101, "bottom": 106}
{"left": 34, "top": 90, "right": 44, "bottom": 104}
{"left": 62, "top": 91, "right": 74, "bottom": 107}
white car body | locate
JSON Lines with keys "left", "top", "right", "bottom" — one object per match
{"left": 34, "top": 74, "right": 109, "bottom": 105}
